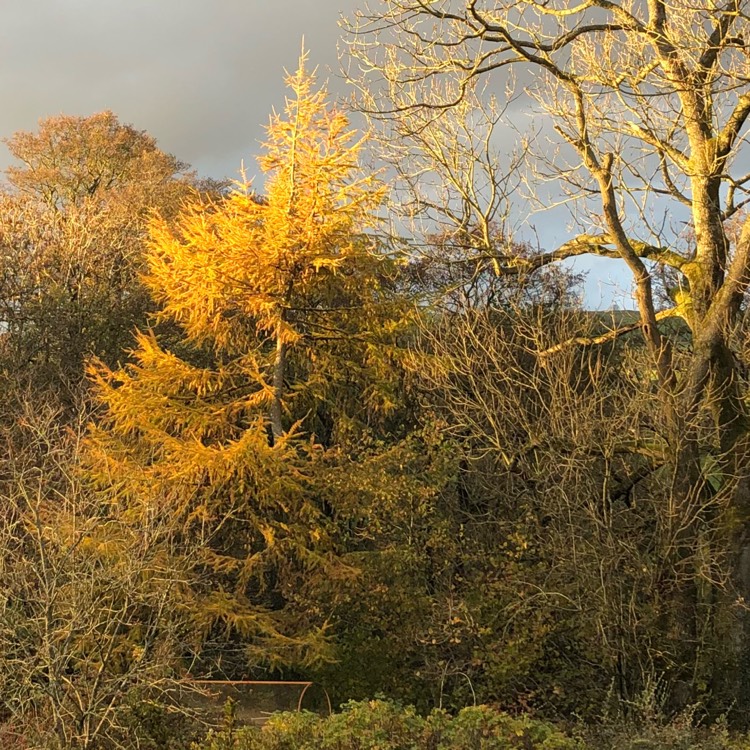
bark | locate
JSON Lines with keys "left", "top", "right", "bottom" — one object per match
{"left": 269, "top": 333, "right": 287, "bottom": 443}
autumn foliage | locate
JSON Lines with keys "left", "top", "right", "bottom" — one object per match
{"left": 3, "top": 9, "right": 750, "bottom": 747}
{"left": 85, "top": 57, "right": 404, "bottom": 675}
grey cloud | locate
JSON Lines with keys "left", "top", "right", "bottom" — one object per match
{"left": 0, "top": 0, "right": 353, "bottom": 180}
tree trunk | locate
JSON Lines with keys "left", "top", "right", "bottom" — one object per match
{"left": 269, "top": 332, "right": 287, "bottom": 443}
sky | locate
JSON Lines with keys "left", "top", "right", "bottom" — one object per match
{"left": 0, "top": 0, "right": 631, "bottom": 307}
{"left": 0, "top": 0, "right": 348, "bottom": 180}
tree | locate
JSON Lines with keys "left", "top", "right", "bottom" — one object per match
{"left": 346, "top": 0, "right": 750, "bottom": 715}
{"left": 4, "top": 111, "right": 190, "bottom": 212}
{"left": 87, "top": 56, "right": 405, "bottom": 675}
{"left": 0, "top": 112, "right": 206, "bottom": 405}
{"left": 0, "top": 401, "right": 190, "bottom": 750}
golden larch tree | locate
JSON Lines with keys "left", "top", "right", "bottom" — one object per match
{"left": 87, "top": 54, "right": 400, "bottom": 670}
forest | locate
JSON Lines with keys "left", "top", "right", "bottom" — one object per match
{"left": 3, "top": 1, "right": 750, "bottom": 748}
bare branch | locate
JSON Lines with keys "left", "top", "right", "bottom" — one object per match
{"left": 537, "top": 306, "right": 682, "bottom": 357}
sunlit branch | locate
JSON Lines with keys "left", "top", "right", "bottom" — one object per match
{"left": 537, "top": 306, "right": 682, "bottom": 358}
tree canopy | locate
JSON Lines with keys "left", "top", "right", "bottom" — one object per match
{"left": 86, "top": 56, "right": 408, "bottom": 676}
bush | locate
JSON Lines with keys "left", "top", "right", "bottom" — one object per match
{"left": 436, "top": 706, "right": 578, "bottom": 750}
{"left": 192, "top": 699, "right": 750, "bottom": 750}
{"left": 581, "top": 715, "right": 744, "bottom": 750}
{"left": 192, "top": 699, "right": 579, "bottom": 750}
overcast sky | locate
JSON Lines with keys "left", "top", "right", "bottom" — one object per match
{"left": 0, "top": 0, "right": 630, "bottom": 306}
{"left": 0, "top": 0, "right": 351, "bottom": 180}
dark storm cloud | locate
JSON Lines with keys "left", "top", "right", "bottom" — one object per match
{"left": 0, "top": 0, "right": 350, "bottom": 180}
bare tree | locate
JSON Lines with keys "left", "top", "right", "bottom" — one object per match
{"left": 345, "top": 0, "right": 750, "bottom": 711}
{"left": 413, "top": 301, "right": 736, "bottom": 710}
{"left": 0, "top": 402, "right": 190, "bottom": 749}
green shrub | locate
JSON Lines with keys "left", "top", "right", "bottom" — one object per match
{"left": 191, "top": 700, "right": 750, "bottom": 750}
{"left": 435, "top": 706, "right": 578, "bottom": 750}
{"left": 319, "top": 700, "right": 425, "bottom": 749}
{"left": 192, "top": 700, "right": 579, "bottom": 750}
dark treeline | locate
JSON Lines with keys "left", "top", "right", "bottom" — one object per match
{"left": 3, "top": 2, "right": 750, "bottom": 747}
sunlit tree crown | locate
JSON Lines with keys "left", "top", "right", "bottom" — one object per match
{"left": 145, "top": 52, "right": 384, "bottom": 357}
{"left": 86, "top": 53, "right": 401, "bottom": 668}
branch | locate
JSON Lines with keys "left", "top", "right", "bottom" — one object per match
{"left": 717, "top": 92, "right": 750, "bottom": 159}
{"left": 537, "top": 306, "right": 682, "bottom": 358}
{"left": 723, "top": 170, "right": 750, "bottom": 219}
{"left": 698, "top": 1, "right": 741, "bottom": 79}
{"left": 659, "top": 153, "right": 692, "bottom": 207}
{"left": 475, "top": 233, "right": 688, "bottom": 275}
{"left": 626, "top": 122, "right": 691, "bottom": 172}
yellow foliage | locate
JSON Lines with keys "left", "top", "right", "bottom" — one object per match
{"left": 144, "top": 53, "right": 385, "bottom": 359}
{"left": 85, "top": 52, "right": 404, "bottom": 668}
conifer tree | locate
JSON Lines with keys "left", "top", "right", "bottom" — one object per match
{"left": 87, "top": 55, "right": 402, "bottom": 671}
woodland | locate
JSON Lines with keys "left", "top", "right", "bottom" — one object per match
{"left": 3, "top": 1, "right": 750, "bottom": 748}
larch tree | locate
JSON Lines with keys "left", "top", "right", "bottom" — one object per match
{"left": 87, "top": 56, "right": 403, "bottom": 673}
{"left": 345, "top": 0, "right": 750, "bottom": 713}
